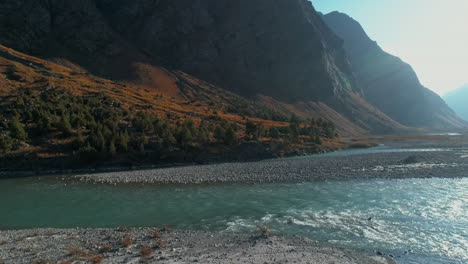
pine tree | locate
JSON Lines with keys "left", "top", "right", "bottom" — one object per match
{"left": 269, "top": 127, "right": 280, "bottom": 139}
{"left": 197, "top": 126, "right": 210, "bottom": 145}
{"left": 214, "top": 126, "right": 226, "bottom": 142}
{"left": 90, "top": 129, "right": 105, "bottom": 152}
{"left": 15, "top": 95, "right": 25, "bottom": 108}
{"left": 109, "top": 139, "right": 117, "bottom": 155}
{"left": 256, "top": 124, "right": 265, "bottom": 139}
{"left": 290, "top": 114, "right": 300, "bottom": 124}
{"left": 117, "top": 131, "right": 129, "bottom": 153}
{"left": 59, "top": 115, "right": 73, "bottom": 137}
{"left": 178, "top": 127, "right": 193, "bottom": 149}
{"left": 314, "top": 135, "right": 322, "bottom": 145}
{"left": 0, "top": 134, "right": 13, "bottom": 153}
{"left": 224, "top": 126, "right": 236, "bottom": 145}
{"left": 245, "top": 120, "right": 257, "bottom": 139}
{"left": 9, "top": 117, "right": 27, "bottom": 141}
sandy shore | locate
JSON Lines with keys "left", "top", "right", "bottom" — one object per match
{"left": 0, "top": 228, "right": 396, "bottom": 264}
{"left": 75, "top": 147, "right": 468, "bottom": 184}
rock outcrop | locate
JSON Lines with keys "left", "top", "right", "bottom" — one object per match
{"left": 322, "top": 11, "right": 467, "bottom": 129}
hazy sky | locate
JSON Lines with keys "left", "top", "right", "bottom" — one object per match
{"left": 312, "top": 0, "right": 468, "bottom": 95}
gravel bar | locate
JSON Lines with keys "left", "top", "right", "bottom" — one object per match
{"left": 0, "top": 228, "right": 396, "bottom": 264}
{"left": 76, "top": 148, "right": 468, "bottom": 184}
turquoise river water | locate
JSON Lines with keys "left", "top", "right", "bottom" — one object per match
{"left": 0, "top": 149, "right": 467, "bottom": 264}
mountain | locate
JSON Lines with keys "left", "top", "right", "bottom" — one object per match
{"left": 444, "top": 84, "right": 468, "bottom": 121}
{"left": 322, "top": 11, "right": 467, "bottom": 129}
{"left": 0, "top": 0, "right": 404, "bottom": 136}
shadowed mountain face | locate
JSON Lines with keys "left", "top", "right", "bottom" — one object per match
{"left": 444, "top": 84, "right": 468, "bottom": 122}
{"left": 0, "top": 0, "right": 355, "bottom": 101}
{"left": 322, "top": 11, "right": 467, "bottom": 129}
{"left": 0, "top": 0, "right": 407, "bottom": 134}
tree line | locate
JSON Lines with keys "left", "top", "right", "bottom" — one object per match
{"left": 0, "top": 88, "right": 337, "bottom": 160}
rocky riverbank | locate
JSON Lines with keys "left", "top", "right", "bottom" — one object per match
{"left": 75, "top": 147, "right": 468, "bottom": 184}
{"left": 0, "top": 228, "right": 396, "bottom": 264}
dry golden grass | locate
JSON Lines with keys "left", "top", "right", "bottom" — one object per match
{"left": 257, "top": 225, "right": 272, "bottom": 238}
{"left": 32, "top": 259, "right": 48, "bottom": 264}
{"left": 121, "top": 235, "right": 134, "bottom": 248}
{"left": 98, "top": 243, "right": 111, "bottom": 253}
{"left": 88, "top": 255, "right": 104, "bottom": 264}
{"left": 0, "top": 44, "right": 292, "bottom": 133}
{"left": 155, "top": 239, "right": 166, "bottom": 249}
{"left": 140, "top": 245, "right": 153, "bottom": 259}
{"left": 66, "top": 247, "right": 85, "bottom": 257}
{"left": 150, "top": 229, "right": 161, "bottom": 239}
{"left": 1, "top": 44, "right": 356, "bottom": 159}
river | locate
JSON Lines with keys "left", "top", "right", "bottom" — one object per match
{"left": 0, "top": 148, "right": 467, "bottom": 264}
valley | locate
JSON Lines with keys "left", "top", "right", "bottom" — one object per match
{"left": 0, "top": 1, "right": 467, "bottom": 264}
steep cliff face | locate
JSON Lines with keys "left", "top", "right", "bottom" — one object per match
{"left": 0, "top": 0, "right": 404, "bottom": 134}
{"left": 323, "top": 11, "right": 467, "bottom": 129}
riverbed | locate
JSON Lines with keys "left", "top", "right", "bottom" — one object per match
{"left": 0, "top": 146, "right": 467, "bottom": 264}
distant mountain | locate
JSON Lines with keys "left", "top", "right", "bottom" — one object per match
{"left": 322, "top": 11, "right": 467, "bottom": 129}
{"left": 444, "top": 84, "right": 468, "bottom": 121}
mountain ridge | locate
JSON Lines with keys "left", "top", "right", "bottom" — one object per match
{"left": 444, "top": 84, "right": 468, "bottom": 122}
{"left": 0, "top": 0, "right": 405, "bottom": 135}
{"left": 322, "top": 11, "right": 467, "bottom": 130}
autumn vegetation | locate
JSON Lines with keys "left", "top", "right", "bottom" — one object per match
{"left": 0, "top": 88, "right": 337, "bottom": 159}
{"left": 0, "top": 45, "right": 340, "bottom": 171}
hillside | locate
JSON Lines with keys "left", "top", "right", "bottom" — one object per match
{"left": 444, "top": 84, "right": 468, "bottom": 122}
{"left": 0, "top": 0, "right": 405, "bottom": 136}
{"left": 322, "top": 11, "right": 467, "bottom": 129}
{"left": 0, "top": 44, "right": 349, "bottom": 171}
{"left": 0, "top": 0, "right": 430, "bottom": 172}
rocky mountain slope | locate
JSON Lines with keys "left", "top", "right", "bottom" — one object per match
{"left": 322, "top": 11, "right": 467, "bottom": 129}
{"left": 444, "top": 84, "right": 468, "bottom": 121}
{"left": 2, "top": 43, "right": 355, "bottom": 172}
{"left": 0, "top": 0, "right": 404, "bottom": 135}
